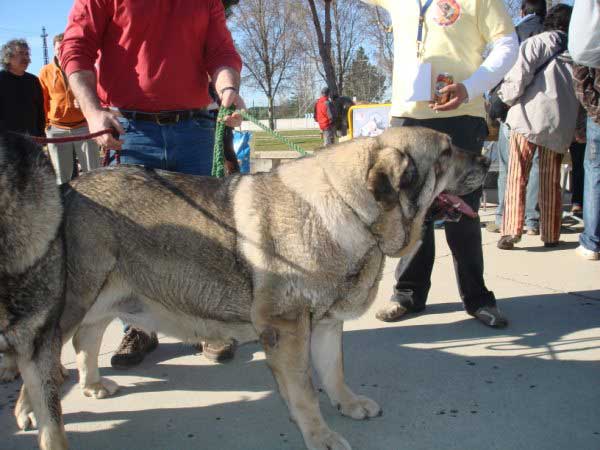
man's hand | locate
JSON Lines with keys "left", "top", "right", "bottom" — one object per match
{"left": 86, "top": 108, "right": 124, "bottom": 149}
{"left": 430, "top": 83, "right": 469, "bottom": 112}
{"left": 68, "top": 70, "right": 124, "bottom": 149}
{"left": 220, "top": 88, "right": 246, "bottom": 128}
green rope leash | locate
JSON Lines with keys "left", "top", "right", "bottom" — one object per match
{"left": 212, "top": 106, "right": 309, "bottom": 177}
{"left": 238, "top": 110, "right": 309, "bottom": 157}
{"left": 211, "top": 105, "right": 235, "bottom": 177}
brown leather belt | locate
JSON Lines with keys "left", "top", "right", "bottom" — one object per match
{"left": 117, "top": 109, "right": 210, "bottom": 125}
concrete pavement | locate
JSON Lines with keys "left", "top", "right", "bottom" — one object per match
{"left": 2, "top": 210, "right": 599, "bottom": 450}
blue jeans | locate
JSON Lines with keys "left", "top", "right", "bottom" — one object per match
{"left": 580, "top": 117, "right": 600, "bottom": 252}
{"left": 496, "top": 122, "right": 540, "bottom": 229}
{"left": 109, "top": 115, "right": 215, "bottom": 176}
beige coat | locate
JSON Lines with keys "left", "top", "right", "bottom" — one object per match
{"left": 499, "top": 31, "right": 578, "bottom": 153}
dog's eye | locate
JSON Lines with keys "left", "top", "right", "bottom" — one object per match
{"left": 440, "top": 147, "right": 452, "bottom": 158}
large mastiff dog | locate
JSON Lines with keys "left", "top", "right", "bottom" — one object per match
{"left": 4, "top": 127, "right": 488, "bottom": 450}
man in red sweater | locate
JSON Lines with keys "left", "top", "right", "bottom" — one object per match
{"left": 61, "top": 0, "right": 245, "bottom": 368}
{"left": 314, "top": 87, "right": 336, "bottom": 146}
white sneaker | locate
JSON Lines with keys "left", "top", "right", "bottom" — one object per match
{"left": 576, "top": 245, "right": 599, "bottom": 261}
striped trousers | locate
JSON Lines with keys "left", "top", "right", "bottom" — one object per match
{"left": 502, "top": 131, "right": 564, "bottom": 243}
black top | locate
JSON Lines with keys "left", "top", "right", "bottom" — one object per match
{"left": 0, "top": 70, "right": 45, "bottom": 137}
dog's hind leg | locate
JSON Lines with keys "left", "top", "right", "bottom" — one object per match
{"left": 15, "top": 328, "right": 68, "bottom": 450}
{"left": 72, "top": 319, "right": 118, "bottom": 399}
{"left": 253, "top": 304, "right": 351, "bottom": 450}
{"left": 311, "top": 319, "right": 381, "bottom": 420}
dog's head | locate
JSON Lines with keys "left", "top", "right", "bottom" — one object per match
{"left": 365, "top": 127, "right": 489, "bottom": 256}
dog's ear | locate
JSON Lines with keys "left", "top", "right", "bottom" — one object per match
{"left": 367, "top": 147, "right": 417, "bottom": 210}
{"left": 434, "top": 136, "right": 453, "bottom": 176}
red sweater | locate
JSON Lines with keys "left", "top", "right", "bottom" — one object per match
{"left": 61, "top": 0, "right": 242, "bottom": 112}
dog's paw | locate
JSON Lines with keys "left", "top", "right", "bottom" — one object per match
{"left": 81, "top": 378, "right": 119, "bottom": 399}
{"left": 337, "top": 395, "right": 381, "bottom": 420}
{"left": 15, "top": 406, "right": 37, "bottom": 431}
{"left": 304, "top": 428, "right": 351, "bottom": 450}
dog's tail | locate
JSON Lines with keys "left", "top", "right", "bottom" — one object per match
{"left": 0, "top": 131, "right": 63, "bottom": 275}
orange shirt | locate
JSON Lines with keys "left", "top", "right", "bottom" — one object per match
{"left": 38, "top": 59, "right": 86, "bottom": 129}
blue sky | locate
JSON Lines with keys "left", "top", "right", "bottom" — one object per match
{"left": 0, "top": 0, "right": 72, "bottom": 74}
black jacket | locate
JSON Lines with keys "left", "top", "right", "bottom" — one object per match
{"left": 0, "top": 70, "right": 45, "bottom": 137}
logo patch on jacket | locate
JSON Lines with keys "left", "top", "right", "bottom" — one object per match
{"left": 433, "top": 0, "right": 461, "bottom": 26}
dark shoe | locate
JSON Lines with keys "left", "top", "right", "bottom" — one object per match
{"left": 543, "top": 241, "right": 559, "bottom": 248}
{"left": 110, "top": 328, "right": 158, "bottom": 369}
{"left": 485, "top": 222, "right": 501, "bottom": 233}
{"left": 526, "top": 228, "right": 539, "bottom": 236}
{"left": 497, "top": 235, "right": 520, "bottom": 250}
{"left": 201, "top": 340, "right": 236, "bottom": 363}
{"left": 471, "top": 306, "right": 508, "bottom": 328}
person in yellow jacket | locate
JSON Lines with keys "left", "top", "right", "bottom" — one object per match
{"left": 39, "top": 33, "right": 99, "bottom": 185}
{"left": 361, "top": 0, "right": 518, "bottom": 328}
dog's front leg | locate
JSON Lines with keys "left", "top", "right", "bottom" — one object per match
{"left": 311, "top": 319, "right": 381, "bottom": 420}
{"left": 254, "top": 305, "right": 351, "bottom": 450}
{"left": 15, "top": 328, "right": 68, "bottom": 450}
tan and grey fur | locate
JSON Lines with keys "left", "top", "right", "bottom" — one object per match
{"left": 9, "top": 127, "right": 488, "bottom": 450}
{"left": 0, "top": 133, "right": 68, "bottom": 450}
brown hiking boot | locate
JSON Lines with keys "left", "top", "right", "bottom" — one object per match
{"left": 110, "top": 328, "right": 158, "bottom": 369}
{"left": 497, "top": 235, "right": 521, "bottom": 250}
{"left": 200, "top": 340, "right": 236, "bottom": 363}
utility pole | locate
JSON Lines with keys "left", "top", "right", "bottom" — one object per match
{"left": 41, "top": 26, "right": 49, "bottom": 65}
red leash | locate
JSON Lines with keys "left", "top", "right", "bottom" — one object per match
{"left": 29, "top": 128, "right": 116, "bottom": 145}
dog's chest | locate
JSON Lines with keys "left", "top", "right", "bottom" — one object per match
{"left": 326, "top": 247, "right": 385, "bottom": 320}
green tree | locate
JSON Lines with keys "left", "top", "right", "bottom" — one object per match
{"left": 343, "top": 47, "right": 386, "bottom": 103}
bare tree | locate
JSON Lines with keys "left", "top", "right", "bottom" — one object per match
{"left": 293, "top": 56, "right": 321, "bottom": 117}
{"left": 331, "top": 0, "right": 366, "bottom": 95}
{"left": 303, "top": 0, "right": 367, "bottom": 97}
{"left": 364, "top": 6, "right": 393, "bottom": 87}
{"left": 305, "top": 0, "right": 338, "bottom": 95}
{"left": 231, "top": 0, "right": 297, "bottom": 129}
